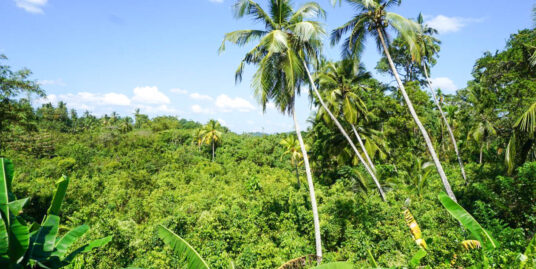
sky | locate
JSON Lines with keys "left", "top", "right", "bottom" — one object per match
{"left": 0, "top": 0, "right": 533, "bottom": 133}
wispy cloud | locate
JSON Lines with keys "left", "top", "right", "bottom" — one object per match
{"left": 215, "top": 94, "right": 255, "bottom": 112}
{"left": 38, "top": 78, "right": 65, "bottom": 86}
{"left": 170, "top": 88, "right": 188, "bottom": 95}
{"left": 425, "top": 15, "right": 484, "bottom": 34}
{"left": 189, "top": 92, "right": 213, "bottom": 101}
{"left": 14, "top": 0, "right": 48, "bottom": 14}
{"left": 132, "top": 86, "right": 170, "bottom": 105}
{"left": 209, "top": 0, "right": 223, "bottom": 3}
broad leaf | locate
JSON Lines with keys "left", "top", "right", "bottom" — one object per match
{"left": 52, "top": 224, "right": 89, "bottom": 259}
{"left": 0, "top": 158, "right": 14, "bottom": 226}
{"left": 158, "top": 225, "right": 210, "bottom": 269}
{"left": 8, "top": 215, "right": 29, "bottom": 262}
{"left": 520, "top": 235, "right": 536, "bottom": 269}
{"left": 8, "top": 198, "right": 29, "bottom": 216}
{"left": 47, "top": 176, "right": 69, "bottom": 216}
{"left": 30, "top": 214, "right": 60, "bottom": 260}
{"left": 61, "top": 235, "right": 113, "bottom": 264}
{"left": 0, "top": 214, "right": 8, "bottom": 255}
{"left": 438, "top": 192, "right": 497, "bottom": 249}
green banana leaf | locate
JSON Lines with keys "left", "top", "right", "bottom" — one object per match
{"left": 438, "top": 192, "right": 498, "bottom": 249}
{"left": 158, "top": 225, "right": 210, "bottom": 269}
{"left": 8, "top": 198, "right": 29, "bottom": 216}
{"left": 0, "top": 214, "right": 8, "bottom": 255}
{"left": 52, "top": 224, "right": 89, "bottom": 259}
{"left": 47, "top": 176, "right": 69, "bottom": 216}
{"left": 61, "top": 235, "right": 113, "bottom": 264}
{"left": 30, "top": 214, "right": 60, "bottom": 260}
{"left": 0, "top": 158, "right": 14, "bottom": 225}
{"left": 8, "top": 215, "right": 29, "bottom": 262}
{"left": 311, "top": 262, "right": 354, "bottom": 269}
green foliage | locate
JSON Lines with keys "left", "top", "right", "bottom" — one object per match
{"left": 0, "top": 158, "right": 112, "bottom": 268}
{"left": 157, "top": 225, "right": 210, "bottom": 269}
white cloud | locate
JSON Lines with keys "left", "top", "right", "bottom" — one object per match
{"left": 103, "top": 93, "right": 131, "bottom": 106}
{"left": 217, "top": 118, "right": 227, "bottom": 126}
{"left": 189, "top": 92, "right": 213, "bottom": 101}
{"left": 429, "top": 77, "right": 458, "bottom": 93}
{"left": 191, "top": 104, "right": 211, "bottom": 114}
{"left": 425, "top": 15, "right": 483, "bottom": 34}
{"left": 15, "top": 0, "right": 47, "bottom": 14}
{"left": 132, "top": 86, "right": 170, "bottom": 105}
{"left": 170, "top": 88, "right": 188, "bottom": 94}
{"left": 215, "top": 94, "right": 255, "bottom": 112}
{"left": 38, "top": 79, "right": 65, "bottom": 86}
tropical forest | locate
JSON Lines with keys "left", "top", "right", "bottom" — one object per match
{"left": 1, "top": 0, "right": 536, "bottom": 268}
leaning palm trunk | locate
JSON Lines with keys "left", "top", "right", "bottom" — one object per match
{"left": 351, "top": 124, "right": 376, "bottom": 173}
{"left": 376, "top": 28, "right": 457, "bottom": 202}
{"left": 295, "top": 164, "right": 301, "bottom": 189}
{"left": 423, "top": 65, "right": 467, "bottom": 184}
{"left": 303, "top": 61, "right": 387, "bottom": 201}
{"left": 292, "top": 107, "right": 322, "bottom": 263}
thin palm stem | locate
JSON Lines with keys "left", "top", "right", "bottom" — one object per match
{"left": 351, "top": 124, "right": 376, "bottom": 173}
{"left": 423, "top": 65, "right": 467, "bottom": 184}
{"left": 304, "top": 60, "right": 386, "bottom": 201}
{"left": 376, "top": 27, "right": 457, "bottom": 202}
{"left": 293, "top": 107, "right": 322, "bottom": 263}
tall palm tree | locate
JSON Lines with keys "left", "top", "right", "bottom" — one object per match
{"left": 412, "top": 13, "right": 468, "bottom": 183}
{"left": 315, "top": 59, "right": 377, "bottom": 172}
{"left": 467, "top": 121, "right": 496, "bottom": 164}
{"left": 280, "top": 135, "right": 307, "bottom": 188}
{"left": 202, "top": 120, "right": 223, "bottom": 161}
{"left": 331, "top": 0, "right": 457, "bottom": 201}
{"left": 219, "top": 0, "right": 325, "bottom": 261}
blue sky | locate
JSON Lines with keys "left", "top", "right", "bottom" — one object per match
{"left": 0, "top": 0, "right": 533, "bottom": 133}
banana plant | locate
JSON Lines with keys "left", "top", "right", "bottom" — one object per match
{"left": 0, "top": 158, "right": 112, "bottom": 269}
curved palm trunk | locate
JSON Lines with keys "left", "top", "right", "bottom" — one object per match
{"left": 212, "top": 140, "right": 215, "bottom": 162}
{"left": 423, "top": 65, "right": 467, "bottom": 184}
{"left": 376, "top": 27, "right": 457, "bottom": 202}
{"left": 303, "top": 61, "right": 386, "bottom": 201}
{"left": 351, "top": 124, "right": 376, "bottom": 173}
{"left": 295, "top": 164, "right": 301, "bottom": 189}
{"left": 292, "top": 107, "right": 322, "bottom": 263}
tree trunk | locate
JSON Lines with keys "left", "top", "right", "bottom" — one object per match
{"left": 423, "top": 65, "right": 468, "bottom": 184}
{"left": 351, "top": 124, "right": 376, "bottom": 173}
{"left": 303, "top": 61, "right": 386, "bottom": 201}
{"left": 292, "top": 107, "right": 322, "bottom": 263}
{"left": 376, "top": 27, "right": 457, "bottom": 202}
{"left": 212, "top": 140, "right": 215, "bottom": 162}
{"left": 295, "top": 164, "right": 300, "bottom": 189}
{"left": 479, "top": 145, "right": 483, "bottom": 164}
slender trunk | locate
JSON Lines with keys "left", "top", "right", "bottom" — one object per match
{"left": 295, "top": 164, "right": 300, "bottom": 189}
{"left": 303, "top": 61, "right": 386, "bottom": 201}
{"left": 351, "top": 124, "right": 376, "bottom": 173}
{"left": 212, "top": 140, "right": 215, "bottom": 162}
{"left": 423, "top": 65, "right": 468, "bottom": 183}
{"left": 479, "top": 145, "right": 483, "bottom": 164}
{"left": 377, "top": 27, "right": 457, "bottom": 202}
{"left": 292, "top": 107, "right": 322, "bottom": 263}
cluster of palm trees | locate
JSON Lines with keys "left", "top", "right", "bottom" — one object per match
{"left": 219, "top": 0, "right": 465, "bottom": 262}
{"left": 194, "top": 120, "right": 223, "bottom": 161}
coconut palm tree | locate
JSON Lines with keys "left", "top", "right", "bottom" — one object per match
{"left": 219, "top": 0, "right": 325, "bottom": 261}
{"left": 412, "top": 13, "right": 468, "bottom": 183}
{"left": 331, "top": 0, "right": 457, "bottom": 201}
{"left": 202, "top": 120, "right": 223, "bottom": 161}
{"left": 315, "top": 59, "right": 377, "bottom": 172}
{"left": 280, "top": 135, "right": 307, "bottom": 188}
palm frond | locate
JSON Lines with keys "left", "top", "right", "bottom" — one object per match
{"left": 234, "top": 0, "right": 276, "bottom": 29}
{"left": 515, "top": 102, "right": 536, "bottom": 133}
{"left": 219, "top": 30, "right": 267, "bottom": 54}
{"left": 289, "top": 2, "right": 326, "bottom": 23}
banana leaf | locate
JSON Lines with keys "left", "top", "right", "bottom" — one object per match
{"left": 438, "top": 192, "right": 498, "bottom": 249}
{"left": 158, "top": 225, "right": 210, "bottom": 269}
{"left": 47, "top": 176, "right": 69, "bottom": 216}
{"left": 52, "top": 224, "right": 90, "bottom": 259}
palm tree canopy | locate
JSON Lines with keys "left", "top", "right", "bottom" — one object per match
{"left": 315, "top": 59, "right": 371, "bottom": 124}
{"left": 330, "top": 0, "right": 422, "bottom": 62}
{"left": 202, "top": 120, "right": 223, "bottom": 146}
{"left": 220, "top": 0, "right": 326, "bottom": 115}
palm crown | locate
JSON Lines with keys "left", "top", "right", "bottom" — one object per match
{"left": 219, "top": 0, "right": 326, "bottom": 114}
